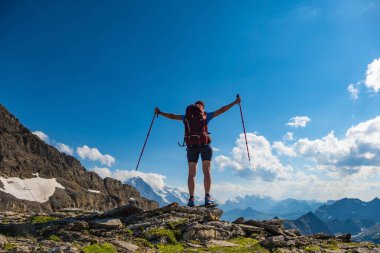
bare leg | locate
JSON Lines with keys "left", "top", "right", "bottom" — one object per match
{"left": 188, "top": 162, "right": 197, "bottom": 196}
{"left": 202, "top": 160, "right": 211, "bottom": 195}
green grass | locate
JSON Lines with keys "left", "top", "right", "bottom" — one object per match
{"left": 3, "top": 243, "right": 16, "bottom": 251}
{"left": 0, "top": 218, "right": 9, "bottom": 224}
{"left": 48, "top": 235, "right": 61, "bottom": 242}
{"left": 228, "top": 237, "right": 260, "bottom": 246}
{"left": 166, "top": 220, "right": 186, "bottom": 229}
{"left": 206, "top": 244, "right": 269, "bottom": 253}
{"left": 204, "top": 237, "right": 269, "bottom": 253}
{"left": 82, "top": 243, "right": 116, "bottom": 253}
{"left": 321, "top": 244, "right": 339, "bottom": 250}
{"left": 132, "top": 238, "right": 154, "bottom": 248}
{"left": 145, "top": 228, "right": 177, "bottom": 244}
{"left": 123, "top": 228, "right": 133, "bottom": 236}
{"left": 152, "top": 237, "right": 268, "bottom": 253}
{"left": 346, "top": 242, "right": 363, "bottom": 247}
{"left": 157, "top": 244, "right": 184, "bottom": 253}
{"left": 304, "top": 245, "right": 321, "bottom": 252}
{"left": 31, "top": 215, "right": 59, "bottom": 224}
{"left": 320, "top": 241, "right": 339, "bottom": 250}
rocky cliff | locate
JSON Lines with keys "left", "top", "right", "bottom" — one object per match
{"left": 0, "top": 203, "right": 379, "bottom": 252}
{"left": 0, "top": 104, "right": 158, "bottom": 213}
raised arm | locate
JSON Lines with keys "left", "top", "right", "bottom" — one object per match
{"left": 213, "top": 96, "right": 241, "bottom": 118}
{"left": 155, "top": 107, "right": 182, "bottom": 121}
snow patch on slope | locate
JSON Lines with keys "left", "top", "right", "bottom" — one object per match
{"left": 88, "top": 189, "right": 101, "bottom": 194}
{"left": 0, "top": 176, "right": 65, "bottom": 203}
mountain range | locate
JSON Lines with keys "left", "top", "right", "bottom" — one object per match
{"left": 284, "top": 198, "right": 380, "bottom": 243}
{"left": 315, "top": 197, "right": 380, "bottom": 222}
{"left": 220, "top": 194, "right": 325, "bottom": 221}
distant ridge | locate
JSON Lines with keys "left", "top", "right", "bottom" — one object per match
{"left": 315, "top": 197, "right": 380, "bottom": 222}
{"left": 285, "top": 212, "right": 332, "bottom": 235}
{"left": 220, "top": 194, "right": 324, "bottom": 220}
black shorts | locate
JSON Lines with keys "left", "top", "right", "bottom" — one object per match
{"left": 186, "top": 144, "right": 213, "bottom": 163}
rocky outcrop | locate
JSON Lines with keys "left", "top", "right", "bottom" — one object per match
{"left": 0, "top": 203, "right": 379, "bottom": 252}
{"left": 0, "top": 104, "right": 158, "bottom": 213}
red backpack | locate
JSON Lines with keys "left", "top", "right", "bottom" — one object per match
{"left": 182, "top": 104, "right": 211, "bottom": 146}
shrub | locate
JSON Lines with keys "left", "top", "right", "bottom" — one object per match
{"left": 145, "top": 228, "right": 177, "bottom": 245}
{"left": 82, "top": 243, "right": 116, "bottom": 253}
{"left": 48, "top": 235, "right": 61, "bottom": 242}
{"left": 31, "top": 215, "right": 58, "bottom": 224}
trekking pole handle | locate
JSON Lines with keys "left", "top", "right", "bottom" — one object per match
{"left": 236, "top": 94, "right": 241, "bottom": 104}
{"left": 155, "top": 107, "right": 160, "bottom": 117}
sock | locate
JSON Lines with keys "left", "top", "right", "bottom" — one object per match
{"left": 190, "top": 196, "right": 194, "bottom": 199}
{"left": 205, "top": 194, "right": 210, "bottom": 197}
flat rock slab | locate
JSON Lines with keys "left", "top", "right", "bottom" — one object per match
{"left": 206, "top": 240, "right": 239, "bottom": 247}
{"left": 182, "top": 222, "right": 244, "bottom": 241}
{"left": 237, "top": 224, "right": 265, "bottom": 233}
{"left": 261, "top": 235, "right": 287, "bottom": 249}
{"left": 186, "top": 242, "right": 203, "bottom": 248}
{"left": 66, "top": 220, "right": 89, "bottom": 231}
{"left": 100, "top": 204, "right": 144, "bottom": 219}
{"left": 89, "top": 218, "right": 123, "bottom": 229}
{"left": 113, "top": 240, "right": 139, "bottom": 252}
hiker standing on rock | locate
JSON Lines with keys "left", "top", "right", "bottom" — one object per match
{"left": 155, "top": 96, "right": 241, "bottom": 207}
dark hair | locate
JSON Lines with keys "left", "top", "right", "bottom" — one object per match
{"left": 195, "top": 100, "right": 205, "bottom": 107}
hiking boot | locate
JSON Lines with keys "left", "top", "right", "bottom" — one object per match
{"left": 187, "top": 197, "right": 195, "bottom": 207}
{"left": 204, "top": 195, "right": 216, "bottom": 206}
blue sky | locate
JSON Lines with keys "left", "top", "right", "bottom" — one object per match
{"left": 1, "top": 0, "right": 380, "bottom": 202}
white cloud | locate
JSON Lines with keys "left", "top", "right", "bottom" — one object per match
{"left": 348, "top": 83, "right": 359, "bottom": 100}
{"left": 76, "top": 145, "right": 115, "bottom": 167}
{"left": 212, "top": 147, "right": 220, "bottom": 152}
{"left": 214, "top": 133, "right": 293, "bottom": 182}
{"left": 214, "top": 155, "right": 242, "bottom": 171}
{"left": 272, "top": 141, "right": 297, "bottom": 157}
{"left": 365, "top": 58, "right": 380, "bottom": 92}
{"left": 32, "top": 131, "right": 49, "bottom": 143}
{"left": 211, "top": 116, "right": 380, "bottom": 202}
{"left": 283, "top": 132, "right": 294, "bottom": 141}
{"left": 56, "top": 143, "right": 74, "bottom": 155}
{"left": 276, "top": 116, "right": 380, "bottom": 177}
{"left": 90, "top": 167, "right": 112, "bottom": 178}
{"left": 286, "top": 116, "right": 311, "bottom": 128}
{"left": 89, "top": 167, "right": 166, "bottom": 191}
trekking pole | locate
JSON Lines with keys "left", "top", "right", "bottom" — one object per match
{"left": 135, "top": 110, "right": 158, "bottom": 170}
{"left": 236, "top": 94, "right": 251, "bottom": 162}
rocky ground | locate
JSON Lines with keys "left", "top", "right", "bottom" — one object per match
{"left": 0, "top": 202, "right": 379, "bottom": 253}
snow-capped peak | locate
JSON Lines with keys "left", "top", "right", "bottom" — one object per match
{"left": 124, "top": 176, "right": 190, "bottom": 206}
